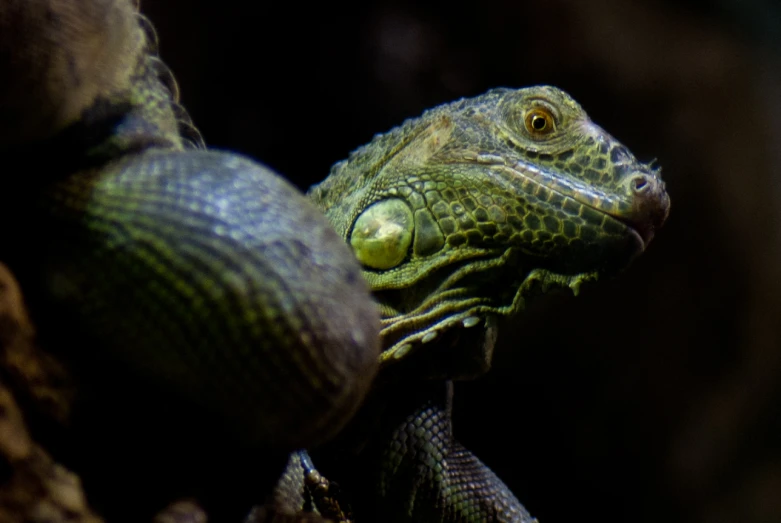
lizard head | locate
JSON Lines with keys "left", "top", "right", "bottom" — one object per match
{"left": 309, "top": 86, "right": 670, "bottom": 369}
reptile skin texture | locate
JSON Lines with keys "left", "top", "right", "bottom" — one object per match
{"left": 0, "top": 1, "right": 669, "bottom": 522}
{"left": 375, "top": 382, "right": 534, "bottom": 522}
{"left": 1, "top": 0, "right": 378, "bottom": 520}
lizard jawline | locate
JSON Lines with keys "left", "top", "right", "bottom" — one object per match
{"left": 498, "top": 161, "right": 647, "bottom": 251}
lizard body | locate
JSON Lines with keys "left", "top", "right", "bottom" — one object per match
{"left": 1, "top": 0, "right": 379, "bottom": 519}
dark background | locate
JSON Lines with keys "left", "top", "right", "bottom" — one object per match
{"left": 142, "top": 1, "right": 781, "bottom": 522}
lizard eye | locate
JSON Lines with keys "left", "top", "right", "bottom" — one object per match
{"left": 350, "top": 199, "right": 414, "bottom": 270}
{"left": 524, "top": 108, "right": 555, "bottom": 136}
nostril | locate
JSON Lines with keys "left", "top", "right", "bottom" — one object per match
{"left": 631, "top": 176, "right": 650, "bottom": 193}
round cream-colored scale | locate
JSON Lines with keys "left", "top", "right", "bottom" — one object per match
{"left": 350, "top": 199, "right": 414, "bottom": 270}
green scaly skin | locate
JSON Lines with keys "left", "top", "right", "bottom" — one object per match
{"left": 298, "top": 87, "right": 670, "bottom": 521}
{"left": 1, "top": 1, "right": 670, "bottom": 521}
{"left": 1, "top": 1, "right": 378, "bottom": 520}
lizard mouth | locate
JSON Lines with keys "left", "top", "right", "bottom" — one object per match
{"left": 606, "top": 213, "right": 652, "bottom": 250}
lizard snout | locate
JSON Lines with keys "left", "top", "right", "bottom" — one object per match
{"left": 618, "top": 170, "right": 670, "bottom": 248}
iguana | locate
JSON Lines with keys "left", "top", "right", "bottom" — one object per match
{"left": 277, "top": 85, "right": 670, "bottom": 521}
{"left": 0, "top": 1, "right": 670, "bottom": 522}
